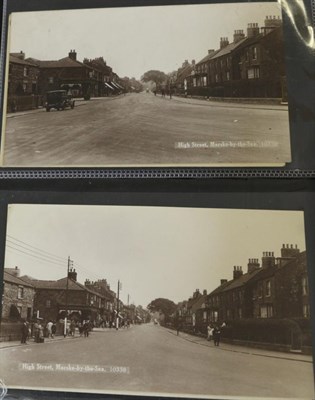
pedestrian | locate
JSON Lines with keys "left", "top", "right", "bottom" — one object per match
{"left": 34, "top": 320, "right": 40, "bottom": 343}
{"left": 51, "top": 321, "right": 56, "bottom": 338}
{"left": 70, "top": 320, "right": 76, "bottom": 337}
{"left": 20, "top": 320, "right": 29, "bottom": 344}
{"left": 78, "top": 322, "right": 84, "bottom": 337}
{"left": 46, "top": 320, "right": 53, "bottom": 338}
{"left": 213, "top": 326, "right": 221, "bottom": 346}
{"left": 207, "top": 324, "right": 212, "bottom": 341}
{"left": 83, "top": 320, "right": 90, "bottom": 337}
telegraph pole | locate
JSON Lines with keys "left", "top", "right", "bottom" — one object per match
{"left": 64, "top": 256, "right": 73, "bottom": 337}
{"left": 116, "top": 279, "right": 121, "bottom": 330}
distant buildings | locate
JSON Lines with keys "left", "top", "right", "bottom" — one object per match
{"left": 1, "top": 266, "right": 127, "bottom": 327}
{"left": 175, "top": 16, "right": 286, "bottom": 100}
{"left": 173, "top": 244, "right": 311, "bottom": 353}
{"left": 7, "top": 49, "right": 141, "bottom": 112}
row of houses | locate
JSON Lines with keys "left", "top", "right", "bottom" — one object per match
{"left": 173, "top": 244, "right": 311, "bottom": 352}
{"left": 173, "top": 15, "right": 286, "bottom": 99}
{"left": 7, "top": 50, "right": 143, "bottom": 111}
{"left": 1, "top": 266, "right": 144, "bottom": 330}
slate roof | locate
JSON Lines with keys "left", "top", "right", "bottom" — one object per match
{"left": 196, "top": 49, "right": 221, "bottom": 65}
{"left": 10, "top": 55, "right": 38, "bottom": 67}
{"left": 28, "top": 276, "right": 106, "bottom": 298}
{"left": 3, "top": 271, "right": 34, "bottom": 288}
{"left": 221, "top": 268, "right": 262, "bottom": 292}
{"left": 28, "top": 57, "right": 85, "bottom": 69}
{"left": 210, "top": 38, "right": 248, "bottom": 60}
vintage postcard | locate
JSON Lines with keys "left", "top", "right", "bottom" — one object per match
{"left": 0, "top": 2, "right": 291, "bottom": 167}
{"left": 0, "top": 204, "right": 313, "bottom": 399}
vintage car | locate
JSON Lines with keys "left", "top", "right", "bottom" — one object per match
{"left": 45, "top": 90, "right": 75, "bottom": 112}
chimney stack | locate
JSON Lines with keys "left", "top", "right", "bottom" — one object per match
{"left": 264, "top": 15, "right": 282, "bottom": 28}
{"left": 247, "top": 23, "right": 260, "bottom": 38}
{"left": 280, "top": 243, "right": 300, "bottom": 258}
{"left": 233, "top": 266, "right": 243, "bottom": 280}
{"left": 203, "top": 289, "right": 207, "bottom": 295}
{"left": 261, "top": 252, "right": 275, "bottom": 269}
{"left": 233, "top": 30, "right": 245, "bottom": 43}
{"left": 68, "top": 267, "right": 77, "bottom": 281}
{"left": 247, "top": 258, "right": 260, "bottom": 273}
{"left": 68, "top": 49, "right": 77, "bottom": 61}
{"left": 220, "top": 279, "right": 228, "bottom": 285}
{"left": 220, "top": 37, "right": 229, "bottom": 49}
{"left": 208, "top": 49, "right": 215, "bottom": 55}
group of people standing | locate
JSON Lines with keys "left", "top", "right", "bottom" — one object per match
{"left": 20, "top": 319, "right": 57, "bottom": 344}
{"left": 207, "top": 322, "right": 226, "bottom": 346}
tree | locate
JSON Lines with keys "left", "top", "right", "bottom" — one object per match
{"left": 141, "top": 70, "right": 168, "bottom": 88}
{"left": 147, "top": 298, "right": 176, "bottom": 318}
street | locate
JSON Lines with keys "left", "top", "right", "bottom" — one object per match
{"left": 2, "top": 93, "right": 291, "bottom": 166}
{"left": 0, "top": 324, "right": 313, "bottom": 398}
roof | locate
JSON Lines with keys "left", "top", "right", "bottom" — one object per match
{"left": 191, "top": 294, "right": 207, "bottom": 311}
{"left": 10, "top": 55, "right": 38, "bottom": 67}
{"left": 28, "top": 276, "right": 106, "bottom": 298}
{"left": 209, "top": 280, "right": 233, "bottom": 296}
{"left": 222, "top": 268, "right": 263, "bottom": 291}
{"left": 210, "top": 37, "right": 248, "bottom": 60}
{"left": 196, "top": 49, "right": 221, "bottom": 65}
{"left": 3, "top": 271, "right": 34, "bottom": 288}
{"left": 27, "top": 57, "right": 89, "bottom": 69}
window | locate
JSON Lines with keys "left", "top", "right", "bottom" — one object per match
{"left": 238, "top": 308, "right": 242, "bottom": 319}
{"left": 247, "top": 67, "right": 260, "bottom": 79}
{"left": 260, "top": 305, "right": 273, "bottom": 318}
{"left": 17, "top": 286, "right": 24, "bottom": 299}
{"left": 266, "top": 280, "right": 271, "bottom": 297}
{"left": 226, "top": 71, "right": 230, "bottom": 81}
{"left": 193, "top": 78, "right": 197, "bottom": 87}
{"left": 203, "top": 311, "right": 207, "bottom": 322}
{"left": 302, "top": 276, "right": 308, "bottom": 295}
{"left": 258, "top": 283, "right": 263, "bottom": 298}
{"left": 203, "top": 76, "right": 207, "bottom": 86}
{"left": 303, "top": 304, "right": 310, "bottom": 318}
{"left": 48, "top": 77, "right": 54, "bottom": 84}
{"left": 253, "top": 46, "right": 257, "bottom": 60}
{"left": 215, "top": 74, "right": 219, "bottom": 83}
{"left": 46, "top": 300, "right": 51, "bottom": 308}
{"left": 22, "top": 83, "right": 27, "bottom": 92}
{"left": 23, "top": 67, "right": 29, "bottom": 77}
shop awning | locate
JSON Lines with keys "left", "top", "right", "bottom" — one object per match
{"left": 111, "top": 82, "right": 120, "bottom": 90}
{"left": 105, "top": 83, "right": 115, "bottom": 90}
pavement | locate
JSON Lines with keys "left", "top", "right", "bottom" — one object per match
{"left": 0, "top": 327, "right": 120, "bottom": 349}
{"left": 6, "top": 95, "right": 125, "bottom": 119}
{"left": 166, "top": 328, "right": 313, "bottom": 363}
{"left": 2, "top": 92, "right": 291, "bottom": 166}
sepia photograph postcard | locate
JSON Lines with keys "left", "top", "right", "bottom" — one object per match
{"left": 0, "top": 2, "right": 292, "bottom": 167}
{"left": 0, "top": 204, "right": 313, "bottom": 399}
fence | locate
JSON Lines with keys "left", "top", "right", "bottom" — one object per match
{"left": 7, "top": 95, "right": 44, "bottom": 113}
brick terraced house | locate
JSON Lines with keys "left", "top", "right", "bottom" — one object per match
{"left": 2, "top": 267, "right": 35, "bottom": 321}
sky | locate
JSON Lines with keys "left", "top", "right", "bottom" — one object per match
{"left": 9, "top": 2, "right": 282, "bottom": 80}
{"left": 4, "top": 204, "right": 306, "bottom": 308}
